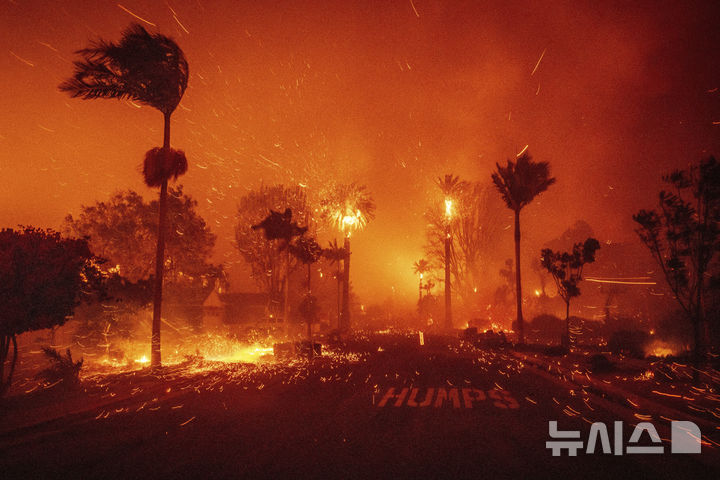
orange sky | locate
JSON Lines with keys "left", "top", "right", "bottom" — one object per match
{"left": 1, "top": 0, "right": 719, "bottom": 303}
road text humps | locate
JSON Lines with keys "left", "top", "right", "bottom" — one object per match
{"left": 376, "top": 387, "right": 519, "bottom": 409}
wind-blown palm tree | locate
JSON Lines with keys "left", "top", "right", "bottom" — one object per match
{"left": 492, "top": 152, "right": 555, "bottom": 344}
{"left": 436, "top": 174, "right": 467, "bottom": 330}
{"left": 60, "top": 23, "right": 189, "bottom": 368}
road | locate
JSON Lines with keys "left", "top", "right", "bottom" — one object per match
{"left": 1, "top": 333, "right": 718, "bottom": 479}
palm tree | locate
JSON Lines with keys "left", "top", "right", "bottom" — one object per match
{"left": 320, "top": 183, "right": 376, "bottom": 331}
{"left": 60, "top": 23, "right": 189, "bottom": 368}
{"left": 435, "top": 174, "right": 467, "bottom": 330}
{"left": 412, "top": 259, "right": 431, "bottom": 305}
{"left": 491, "top": 152, "right": 556, "bottom": 344}
{"left": 290, "top": 236, "right": 322, "bottom": 358}
{"left": 323, "top": 239, "right": 346, "bottom": 330}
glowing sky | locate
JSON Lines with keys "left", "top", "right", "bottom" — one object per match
{"left": 1, "top": 0, "right": 719, "bottom": 302}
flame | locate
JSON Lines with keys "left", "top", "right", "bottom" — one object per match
{"left": 134, "top": 355, "right": 149, "bottom": 364}
{"left": 444, "top": 198, "right": 453, "bottom": 219}
{"left": 645, "top": 340, "right": 677, "bottom": 358}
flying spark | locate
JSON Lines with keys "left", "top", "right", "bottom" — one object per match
{"left": 117, "top": 4, "right": 157, "bottom": 27}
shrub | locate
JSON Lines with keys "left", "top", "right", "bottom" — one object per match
{"left": 36, "top": 347, "right": 83, "bottom": 388}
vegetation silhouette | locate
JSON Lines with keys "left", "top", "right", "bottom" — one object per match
{"left": 634, "top": 155, "right": 720, "bottom": 375}
{"left": 60, "top": 23, "right": 190, "bottom": 368}
{"left": 541, "top": 237, "right": 601, "bottom": 346}
{"left": 0, "top": 227, "right": 101, "bottom": 396}
{"left": 237, "top": 185, "right": 309, "bottom": 321}
{"left": 492, "top": 152, "right": 556, "bottom": 343}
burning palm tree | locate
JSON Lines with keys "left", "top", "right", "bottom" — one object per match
{"left": 60, "top": 23, "right": 189, "bottom": 367}
{"left": 413, "top": 258, "right": 431, "bottom": 305}
{"left": 436, "top": 174, "right": 467, "bottom": 330}
{"left": 321, "top": 183, "right": 376, "bottom": 331}
{"left": 491, "top": 152, "right": 555, "bottom": 344}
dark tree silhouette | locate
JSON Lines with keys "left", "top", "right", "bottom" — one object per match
{"left": 322, "top": 239, "right": 346, "bottom": 330}
{"left": 251, "top": 206, "right": 308, "bottom": 325}
{"left": 290, "top": 236, "right": 323, "bottom": 358}
{"left": 236, "top": 185, "right": 309, "bottom": 320}
{"left": 413, "top": 259, "right": 431, "bottom": 306}
{"left": 60, "top": 23, "right": 189, "bottom": 368}
{"left": 0, "top": 228, "right": 101, "bottom": 396}
{"left": 634, "top": 156, "right": 720, "bottom": 369}
{"left": 541, "top": 238, "right": 601, "bottom": 346}
{"left": 492, "top": 152, "right": 556, "bottom": 343}
{"left": 252, "top": 208, "right": 308, "bottom": 246}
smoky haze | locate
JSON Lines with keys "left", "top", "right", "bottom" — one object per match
{"left": 1, "top": 0, "right": 719, "bottom": 304}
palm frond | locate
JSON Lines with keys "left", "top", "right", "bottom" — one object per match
{"left": 60, "top": 23, "right": 188, "bottom": 115}
{"left": 492, "top": 152, "right": 556, "bottom": 211}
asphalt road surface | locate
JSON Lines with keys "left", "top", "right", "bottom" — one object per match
{"left": 1, "top": 333, "right": 718, "bottom": 479}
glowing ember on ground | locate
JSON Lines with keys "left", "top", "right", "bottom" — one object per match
{"left": 645, "top": 341, "right": 678, "bottom": 358}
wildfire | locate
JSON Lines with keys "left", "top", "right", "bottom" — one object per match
{"left": 444, "top": 198, "right": 453, "bottom": 219}
{"left": 645, "top": 341, "right": 677, "bottom": 358}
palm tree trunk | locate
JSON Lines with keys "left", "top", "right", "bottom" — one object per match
{"left": 283, "top": 249, "right": 290, "bottom": 336}
{"left": 336, "top": 264, "right": 341, "bottom": 330}
{"left": 342, "top": 236, "right": 351, "bottom": 331}
{"left": 307, "top": 262, "right": 313, "bottom": 359}
{"left": 444, "top": 225, "right": 452, "bottom": 330}
{"left": 0, "top": 334, "right": 18, "bottom": 396}
{"left": 565, "top": 300, "right": 570, "bottom": 347}
{"left": 514, "top": 209, "right": 524, "bottom": 344}
{"left": 151, "top": 112, "right": 172, "bottom": 368}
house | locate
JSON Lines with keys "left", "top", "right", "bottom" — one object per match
{"left": 202, "top": 285, "right": 271, "bottom": 331}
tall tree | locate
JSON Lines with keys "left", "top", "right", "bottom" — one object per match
{"left": 322, "top": 239, "right": 346, "bottom": 330}
{"left": 64, "top": 187, "right": 220, "bottom": 335}
{"left": 492, "top": 152, "right": 556, "bottom": 343}
{"left": 319, "top": 183, "right": 376, "bottom": 331}
{"left": 435, "top": 175, "right": 466, "bottom": 330}
{"left": 541, "top": 238, "right": 601, "bottom": 346}
{"left": 236, "top": 185, "right": 309, "bottom": 319}
{"left": 60, "top": 23, "right": 189, "bottom": 368}
{"left": 290, "top": 236, "right": 323, "bottom": 358}
{"left": 634, "top": 156, "right": 720, "bottom": 368}
{"left": 0, "top": 228, "right": 102, "bottom": 396}
{"left": 413, "top": 259, "right": 431, "bottom": 306}
{"left": 424, "top": 181, "right": 506, "bottom": 314}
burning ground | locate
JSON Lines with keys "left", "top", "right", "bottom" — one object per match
{"left": 2, "top": 331, "right": 719, "bottom": 478}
